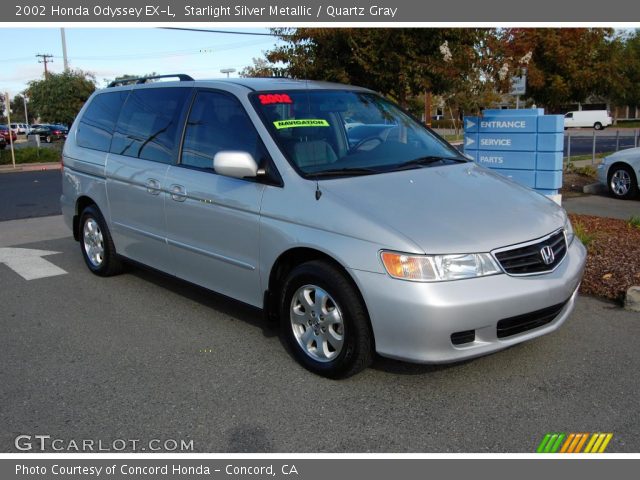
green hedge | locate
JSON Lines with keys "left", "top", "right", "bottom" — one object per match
{"left": 0, "top": 146, "right": 62, "bottom": 166}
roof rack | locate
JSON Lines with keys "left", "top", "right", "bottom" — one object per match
{"left": 107, "top": 74, "right": 194, "bottom": 88}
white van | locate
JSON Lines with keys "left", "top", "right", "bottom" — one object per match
{"left": 564, "top": 110, "right": 612, "bottom": 130}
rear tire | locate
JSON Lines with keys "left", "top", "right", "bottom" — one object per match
{"left": 45, "top": 135, "right": 52, "bottom": 143}
{"left": 79, "top": 205, "right": 123, "bottom": 276}
{"left": 608, "top": 164, "right": 638, "bottom": 200}
{"left": 594, "top": 122, "right": 603, "bottom": 130}
{"left": 280, "top": 260, "right": 373, "bottom": 378}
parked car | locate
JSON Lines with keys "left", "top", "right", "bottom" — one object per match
{"left": 597, "top": 147, "right": 640, "bottom": 199}
{"left": 0, "top": 125, "right": 17, "bottom": 143}
{"left": 10, "top": 123, "right": 31, "bottom": 135}
{"left": 564, "top": 110, "right": 612, "bottom": 130}
{"left": 31, "top": 124, "right": 68, "bottom": 143}
{"left": 61, "top": 75, "right": 586, "bottom": 378}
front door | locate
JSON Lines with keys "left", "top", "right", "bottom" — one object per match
{"left": 164, "top": 90, "right": 267, "bottom": 307}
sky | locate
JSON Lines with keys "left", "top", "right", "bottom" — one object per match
{"left": 0, "top": 27, "right": 283, "bottom": 97}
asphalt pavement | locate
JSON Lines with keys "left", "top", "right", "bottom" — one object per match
{"left": 0, "top": 170, "right": 61, "bottom": 221}
{"left": 0, "top": 216, "right": 639, "bottom": 453}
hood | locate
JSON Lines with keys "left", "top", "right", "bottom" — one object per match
{"left": 320, "top": 163, "right": 566, "bottom": 254}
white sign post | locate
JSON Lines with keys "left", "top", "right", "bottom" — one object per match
{"left": 510, "top": 69, "right": 527, "bottom": 109}
{"left": 4, "top": 92, "right": 16, "bottom": 168}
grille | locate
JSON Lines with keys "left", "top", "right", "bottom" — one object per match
{"left": 494, "top": 230, "right": 567, "bottom": 275}
{"left": 496, "top": 298, "right": 570, "bottom": 339}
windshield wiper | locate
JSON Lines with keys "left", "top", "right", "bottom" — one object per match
{"left": 308, "top": 167, "right": 380, "bottom": 178}
{"left": 393, "top": 155, "right": 466, "bottom": 170}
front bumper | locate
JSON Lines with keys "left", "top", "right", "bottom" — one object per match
{"left": 349, "top": 239, "right": 587, "bottom": 363}
{"left": 596, "top": 162, "right": 608, "bottom": 186}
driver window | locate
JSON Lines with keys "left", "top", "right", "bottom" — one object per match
{"left": 181, "top": 91, "right": 263, "bottom": 171}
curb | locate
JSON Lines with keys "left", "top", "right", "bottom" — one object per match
{"left": 583, "top": 182, "right": 606, "bottom": 195}
{"left": 0, "top": 162, "right": 61, "bottom": 174}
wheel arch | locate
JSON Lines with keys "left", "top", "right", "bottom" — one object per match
{"left": 73, "top": 195, "right": 98, "bottom": 241}
{"left": 264, "top": 247, "right": 375, "bottom": 348}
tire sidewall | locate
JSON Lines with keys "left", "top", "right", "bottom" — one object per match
{"left": 79, "top": 206, "right": 110, "bottom": 275}
{"left": 280, "top": 264, "right": 364, "bottom": 377}
{"left": 594, "top": 122, "right": 603, "bottom": 130}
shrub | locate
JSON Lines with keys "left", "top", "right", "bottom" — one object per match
{"left": 0, "top": 146, "right": 62, "bottom": 165}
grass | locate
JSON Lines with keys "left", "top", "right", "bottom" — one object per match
{"left": 564, "top": 152, "right": 612, "bottom": 164}
{"left": 616, "top": 120, "right": 640, "bottom": 129}
{"left": 573, "top": 221, "right": 596, "bottom": 248}
{"left": 629, "top": 216, "right": 640, "bottom": 230}
{"left": 0, "top": 145, "right": 62, "bottom": 166}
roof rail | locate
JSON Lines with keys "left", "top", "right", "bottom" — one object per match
{"left": 107, "top": 74, "right": 194, "bottom": 88}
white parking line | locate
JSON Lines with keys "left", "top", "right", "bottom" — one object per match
{"left": 0, "top": 247, "right": 67, "bottom": 280}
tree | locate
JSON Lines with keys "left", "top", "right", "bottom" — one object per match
{"left": 610, "top": 30, "right": 640, "bottom": 108}
{"left": 26, "top": 69, "right": 96, "bottom": 125}
{"left": 9, "top": 95, "right": 28, "bottom": 123}
{"left": 493, "top": 29, "right": 619, "bottom": 111}
{"left": 262, "top": 28, "right": 488, "bottom": 107}
{"left": 240, "top": 58, "right": 281, "bottom": 78}
{"left": 103, "top": 72, "right": 159, "bottom": 87}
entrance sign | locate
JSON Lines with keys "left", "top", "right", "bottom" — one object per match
{"left": 464, "top": 109, "right": 564, "bottom": 197}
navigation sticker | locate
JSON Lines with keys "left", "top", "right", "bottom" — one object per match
{"left": 273, "top": 119, "right": 330, "bottom": 129}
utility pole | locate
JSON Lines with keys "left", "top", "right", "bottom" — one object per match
{"left": 22, "top": 93, "right": 29, "bottom": 126}
{"left": 60, "top": 28, "right": 69, "bottom": 71}
{"left": 36, "top": 54, "right": 54, "bottom": 78}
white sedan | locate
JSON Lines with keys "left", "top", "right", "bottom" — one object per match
{"left": 597, "top": 148, "right": 640, "bottom": 199}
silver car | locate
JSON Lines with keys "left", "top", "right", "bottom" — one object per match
{"left": 597, "top": 147, "right": 640, "bottom": 199}
{"left": 61, "top": 75, "right": 586, "bottom": 378}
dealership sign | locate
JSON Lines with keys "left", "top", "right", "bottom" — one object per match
{"left": 464, "top": 109, "right": 564, "bottom": 197}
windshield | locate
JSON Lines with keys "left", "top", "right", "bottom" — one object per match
{"left": 251, "top": 90, "right": 464, "bottom": 177}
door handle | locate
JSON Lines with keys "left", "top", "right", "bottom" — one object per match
{"left": 145, "top": 178, "right": 161, "bottom": 195}
{"left": 170, "top": 184, "right": 187, "bottom": 202}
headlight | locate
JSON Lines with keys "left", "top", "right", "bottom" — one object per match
{"left": 564, "top": 216, "right": 575, "bottom": 246}
{"left": 380, "top": 251, "right": 502, "bottom": 282}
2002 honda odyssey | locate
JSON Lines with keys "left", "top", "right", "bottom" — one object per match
{"left": 61, "top": 75, "right": 587, "bottom": 378}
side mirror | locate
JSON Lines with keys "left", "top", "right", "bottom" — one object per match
{"left": 213, "top": 151, "right": 263, "bottom": 179}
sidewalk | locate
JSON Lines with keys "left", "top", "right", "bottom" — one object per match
{"left": 0, "top": 162, "right": 61, "bottom": 174}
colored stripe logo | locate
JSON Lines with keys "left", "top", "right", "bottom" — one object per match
{"left": 536, "top": 433, "right": 613, "bottom": 453}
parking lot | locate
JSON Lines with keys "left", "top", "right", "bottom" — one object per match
{"left": 1, "top": 205, "right": 639, "bottom": 452}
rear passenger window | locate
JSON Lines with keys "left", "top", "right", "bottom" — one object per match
{"left": 110, "top": 87, "right": 190, "bottom": 164}
{"left": 77, "top": 91, "right": 128, "bottom": 152}
{"left": 181, "top": 91, "right": 264, "bottom": 171}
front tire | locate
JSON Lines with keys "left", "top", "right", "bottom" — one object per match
{"left": 79, "top": 205, "right": 123, "bottom": 276}
{"left": 280, "top": 260, "right": 373, "bottom": 378}
{"left": 608, "top": 164, "right": 638, "bottom": 200}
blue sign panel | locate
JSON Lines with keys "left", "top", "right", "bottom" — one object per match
{"left": 463, "top": 109, "right": 564, "bottom": 198}
{"left": 537, "top": 115, "right": 564, "bottom": 133}
{"left": 477, "top": 134, "right": 537, "bottom": 152}
{"left": 537, "top": 133, "right": 564, "bottom": 152}
{"left": 536, "top": 170, "right": 563, "bottom": 189}
{"left": 478, "top": 116, "right": 537, "bottom": 134}
{"left": 469, "top": 151, "right": 536, "bottom": 170}
{"left": 536, "top": 152, "right": 563, "bottom": 171}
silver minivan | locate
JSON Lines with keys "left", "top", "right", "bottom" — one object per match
{"left": 61, "top": 75, "right": 586, "bottom": 378}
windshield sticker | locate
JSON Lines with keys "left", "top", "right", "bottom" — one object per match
{"left": 273, "top": 119, "right": 330, "bottom": 129}
{"left": 259, "top": 93, "right": 293, "bottom": 105}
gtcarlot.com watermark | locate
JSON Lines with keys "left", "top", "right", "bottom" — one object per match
{"left": 14, "top": 435, "right": 194, "bottom": 452}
